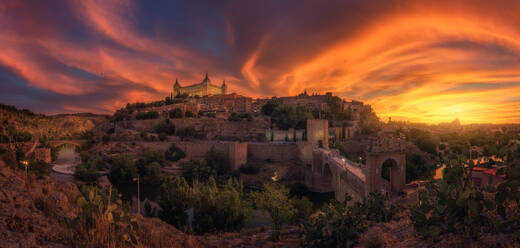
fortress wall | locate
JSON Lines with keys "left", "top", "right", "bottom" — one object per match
{"left": 247, "top": 143, "right": 299, "bottom": 162}
{"left": 140, "top": 141, "right": 247, "bottom": 170}
{"left": 125, "top": 117, "right": 269, "bottom": 141}
{"left": 169, "top": 118, "right": 269, "bottom": 141}
{"left": 265, "top": 128, "right": 305, "bottom": 141}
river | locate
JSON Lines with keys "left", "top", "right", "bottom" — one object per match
{"left": 50, "top": 146, "right": 80, "bottom": 182}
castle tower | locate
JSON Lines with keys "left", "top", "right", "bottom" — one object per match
{"left": 221, "top": 80, "right": 227, "bottom": 95}
{"left": 173, "top": 78, "right": 181, "bottom": 96}
{"left": 202, "top": 73, "right": 210, "bottom": 85}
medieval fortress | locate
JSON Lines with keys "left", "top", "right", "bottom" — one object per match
{"left": 16, "top": 73, "right": 407, "bottom": 202}
{"left": 133, "top": 73, "right": 407, "bottom": 200}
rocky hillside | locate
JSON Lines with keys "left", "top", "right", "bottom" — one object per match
{"left": 0, "top": 159, "right": 300, "bottom": 248}
{"left": 0, "top": 103, "right": 108, "bottom": 141}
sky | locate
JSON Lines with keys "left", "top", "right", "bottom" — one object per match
{"left": 0, "top": 0, "right": 520, "bottom": 124}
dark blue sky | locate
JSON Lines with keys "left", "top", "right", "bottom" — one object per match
{"left": 0, "top": 0, "right": 519, "bottom": 123}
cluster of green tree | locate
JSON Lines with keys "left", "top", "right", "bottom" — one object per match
{"left": 109, "top": 145, "right": 185, "bottom": 185}
{"left": 180, "top": 147, "right": 234, "bottom": 184}
{"left": 411, "top": 160, "right": 520, "bottom": 241}
{"left": 302, "top": 192, "right": 397, "bottom": 247}
{"left": 358, "top": 105, "right": 382, "bottom": 134}
{"left": 261, "top": 99, "right": 313, "bottom": 130}
{"left": 0, "top": 125, "right": 33, "bottom": 143}
{"left": 250, "top": 183, "right": 314, "bottom": 240}
{"left": 406, "top": 128, "right": 439, "bottom": 155}
{"left": 164, "top": 96, "right": 186, "bottom": 105}
{"left": 175, "top": 126, "right": 199, "bottom": 140}
{"left": 135, "top": 111, "right": 159, "bottom": 120}
{"left": 228, "top": 112, "right": 253, "bottom": 122}
{"left": 158, "top": 177, "right": 250, "bottom": 234}
{"left": 154, "top": 119, "right": 175, "bottom": 135}
{"left": 406, "top": 153, "right": 437, "bottom": 183}
{"left": 74, "top": 151, "right": 105, "bottom": 183}
{"left": 198, "top": 111, "right": 216, "bottom": 118}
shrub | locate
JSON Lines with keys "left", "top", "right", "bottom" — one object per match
{"left": 169, "top": 108, "right": 184, "bottom": 119}
{"left": 135, "top": 111, "right": 159, "bottom": 120}
{"left": 154, "top": 120, "right": 175, "bottom": 135}
{"left": 302, "top": 195, "right": 366, "bottom": 248}
{"left": 185, "top": 111, "right": 195, "bottom": 118}
{"left": 159, "top": 177, "right": 250, "bottom": 234}
{"left": 109, "top": 154, "right": 137, "bottom": 184}
{"left": 176, "top": 126, "right": 198, "bottom": 140}
{"left": 165, "top": 144, "right": 186, "bottom": 162}
{"left": 239, "top": 163, "right": 260, "bottom": 174}
{"left": 158, "top": 133, "right": 168, "bottom": 141}
{"left": 410, "top": 160, "right": 520, "bottom": 239}
{"left": 251, "top": 183, "right": 296, "bottom": 240}
{"left": 75, "top": 186, "right": 139, "bottom": 247}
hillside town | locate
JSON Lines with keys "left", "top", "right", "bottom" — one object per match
{"left": 1, "top": 73, "right": 519, "bottom": 247}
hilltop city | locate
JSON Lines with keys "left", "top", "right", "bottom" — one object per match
{"left": 0, "top": 73, "right": 519, "bottom": 247}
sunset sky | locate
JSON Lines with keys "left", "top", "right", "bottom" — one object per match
{"left": 1, "top": 0, "right": 520, "bottom": 124}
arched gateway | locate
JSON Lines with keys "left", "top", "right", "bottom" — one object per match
{"left": 365, "top": 134, "right": 406, "bottom": 195}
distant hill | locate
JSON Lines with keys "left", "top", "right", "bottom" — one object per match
{"left": 0, "top": 103, "right": 109, "bottom": 141}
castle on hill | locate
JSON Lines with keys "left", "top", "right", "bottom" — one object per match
{"left": 173, "top": 73, "right": 227, "bottom": 97}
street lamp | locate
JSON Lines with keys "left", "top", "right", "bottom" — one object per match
{"left": 132, "top": 175, "right": 140, "bottom": 216}
{"left": 21, "top": 160, "right": 29, "bottom": 186}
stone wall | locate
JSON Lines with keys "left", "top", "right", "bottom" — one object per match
{"left": 247, "top": 142, "right": 299, "bottom": 162}
{"left": 139, "top": 141, "right": 248, "bottom": 170}
{"left": 264, "top": 128, "right": 305, "bottom": 142}
{"left": 126, "top": 117, "right": 269, "bottom": 141}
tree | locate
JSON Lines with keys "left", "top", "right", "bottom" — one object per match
{"left": 261, "top": 99, "right": 281, "bottom": 116}
{"left": 251, "top": 183, "right": 296, "bottom": 240}
{"left": 154, "top": 120, "right": 175, "bottom": 135}
{"left": 109, "top": 154, "right": 137, "bottom": 184}
{"left": 169, "top": 108, "right": 184, "bottom": 119}
{"left": 158, "top": 177, "right": 250, "bottom": 234}
{"left": 165, "top": 144, "right": 186, "bottom": 162}
{"left": 406, "top": 153, "right": 436, "bottom": 183}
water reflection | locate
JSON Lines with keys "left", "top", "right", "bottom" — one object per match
{"left": 50, "top": 146, "right": 80, "bottom": 182}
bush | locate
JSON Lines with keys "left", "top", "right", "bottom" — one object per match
{"left": 185, "top": 111, "right": 195, "bottom": 118}
{"left": 302, "top": 196, "right": 366, "bottom": 248}
{"left": 135, "top": 111, "right": 159, "bottom": 120}
{"left": 228, "top": 112, "right": 241, "bottom": 121}
{"left": 109, "top": 154, "right": 137, "bottom": 184}
{"left": 406, "top": 153, "right": 436, "bottom": 183}
{"left": 410, "top": 161, "right": 520, "bottom": 239}
{"left": 176, "top": 126, "right": 198, "bottom": 140}
{"left": 165, "top": 144, "right": 185, "bottom": 162}
{"left": 75, "top": 186, "right": 138, "bottom": 247}
{"left": 158, "top": 133, "right": 168, "bottom": 141}
{"left": 239, "top": 163, "right": 260, "bottom": 174}
{"left": 154, "top": 120, "right": 175, "bottom": 135}
{"left": 159, "top": 177, "right": 250, "bottom": 234}
{"left": 74, "top": 151, "right": 104, "bottom": 183}
{"left": 251, "top": 183, "right": 296, "bottom": 240}
{"left": 169, "top": 108, "right": 184, "bottom": 119}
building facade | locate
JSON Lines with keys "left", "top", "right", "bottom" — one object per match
{"left": 199, "top": 93, "right": 252, "bottom": 113}
{"left": 173, "top": 73, "right": 227, "bottom": 97}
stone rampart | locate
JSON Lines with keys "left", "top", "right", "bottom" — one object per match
{"left": 247, "top": 142, "right": 299, "bottom": 162}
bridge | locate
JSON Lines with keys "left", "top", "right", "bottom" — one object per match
{"left": 48, "top": 140, "right": 88, "bottom": 149}
{"left": 302, "top": 124, "right": 407, "bottom": 202}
